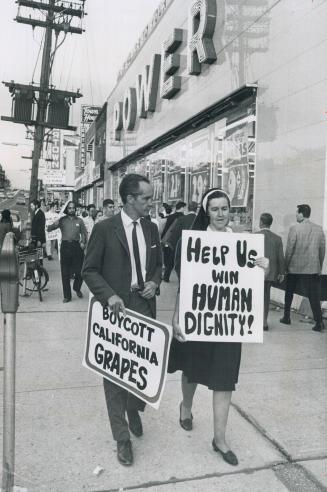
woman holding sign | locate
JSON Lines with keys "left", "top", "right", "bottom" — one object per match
{"left": 169, "top": 188, "right": 268, "bottom": 466}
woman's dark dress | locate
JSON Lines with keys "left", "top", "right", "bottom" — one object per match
{"left": 168, "top": 233, "right": 242, "bottom": 391}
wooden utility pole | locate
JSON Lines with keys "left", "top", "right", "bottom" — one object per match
{"left": 30, "top": 0, "right": 55, "bottom": 201}
{"left": 2, "top": 0, "right": 86, "bottom": 202}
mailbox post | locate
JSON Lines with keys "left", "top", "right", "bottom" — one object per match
{"left": 0, "top": 232, "right": 19, "bottom": 491}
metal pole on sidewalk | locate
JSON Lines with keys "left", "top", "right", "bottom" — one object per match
{"left": 2, "top": 313, "right": 16, "bottom": 491}
{"left": 0, "top": 232, "right": 19, "bottom": 492}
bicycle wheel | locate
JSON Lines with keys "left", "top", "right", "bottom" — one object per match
{"left": 37, "top": 266, "right": 49, "bottom": 291}
{"left": 25, "top": 266, "right": 49, "bottom": 293}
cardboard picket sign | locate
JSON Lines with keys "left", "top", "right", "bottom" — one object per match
{"left": 83, "top": 297, "right": 172, "bottom": 409}
{"left": 179, "top": 230, "right": 264, "bottom": 343}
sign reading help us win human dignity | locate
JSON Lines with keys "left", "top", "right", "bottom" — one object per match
{"left": 83, "top": 297, "right": 172, "bottom": 409}
{"left": 179, "top": 231, "right": 264, "bottom": 343}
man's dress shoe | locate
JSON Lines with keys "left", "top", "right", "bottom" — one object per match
{"left": 280, "top": 317, "right": 291, "bottom": 325}
{"left": 63, "top": 298, "right": 71, "bottom": 303}
{"left": 312, "top": 322, "right": 325, "bottom": 332}
{"left": 127, "top": 410, "right": 143, "bottom": 437}
{"left": 75, "top": 290, "right": 83, "bottom": 298}
{"left": 117, "top": 440, "right": 133, "bottom": 466}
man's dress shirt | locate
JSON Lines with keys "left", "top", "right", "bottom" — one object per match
{"left": 48, "top": 215, "right": 87, "bottom": 243}
{"left": 121, "top": 209, "right": 146, "bottom": 288}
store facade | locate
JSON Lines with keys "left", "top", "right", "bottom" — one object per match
{"left": 104, "top": 0, "right": 327, "bottom": 302}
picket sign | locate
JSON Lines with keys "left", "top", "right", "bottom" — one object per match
{"left": 83, "top": 297, "right": 172, "bottom": 409}
{"left": 179, "top": 230, "right": 264, "bottom": 343}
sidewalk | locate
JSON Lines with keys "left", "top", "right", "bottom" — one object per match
{"left": 0, "top": 257, "right": 326, "bottom": 491}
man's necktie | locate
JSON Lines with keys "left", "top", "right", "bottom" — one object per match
{"left": 132, "top": 221, "right": 144, "bottom": 290}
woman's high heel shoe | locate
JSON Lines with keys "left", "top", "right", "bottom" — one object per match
{"left": 179, "top": 402, "right": 193, "bottom": 431}
{"left": 212, "top": 439, "right": 238, "bottom": 466}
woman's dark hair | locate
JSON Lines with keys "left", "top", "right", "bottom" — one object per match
{"left": 192, "top": 189, "right": 231, "bottom": 231}
{"left": 1, "top": 209, "right": 12, "bottom": 224}
{"left": 119, "top": 174, "right": 150, "bottom": 204}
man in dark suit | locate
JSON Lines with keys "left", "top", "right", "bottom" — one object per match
{"left": 167, "top": 201, "right": 198, "bottom": 253}
{"left": 82, "top": 174, "right": 162, "bottom": 467}
{"left": 257, "top": 213, "right": 285, "bottom": 331}
{"left": 280, "top": 204, "right": 325, "bottom": 332}
{"left": 30, "top": 199, "right": 46, "bottom": 247}
{"left": 161, "top": 200, "right": 186, "bottom": 282}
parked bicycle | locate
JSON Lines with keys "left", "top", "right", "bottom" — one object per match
{"left": 18, "top": 246, "right": 49, "bottom": 302}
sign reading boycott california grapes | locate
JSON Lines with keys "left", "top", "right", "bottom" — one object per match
{"left": 83, "top": 297, "right": 172, "bottom": 409}
{"left": 179, "top": 231, "right": 264, "bottom": 343}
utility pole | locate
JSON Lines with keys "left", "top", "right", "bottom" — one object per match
{"left": 2, "top": 0, "right": 86, "bottom": 202}
{"left": 30, "top": 0, "right": 55, "bottom": 202}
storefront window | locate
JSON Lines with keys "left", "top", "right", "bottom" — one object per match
{"left": 111, "top": 111, "right": 256, "bottom": 230}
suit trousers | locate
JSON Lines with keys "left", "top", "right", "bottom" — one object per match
{"left": 103, "top": 292, "right": 153, "bottom": 442}
{"left": 60, "top": 241, "right": 84, "bottom": 300}
{"left": 163, "top": 245, "right": 175, "bottom": 281}
{"left": 284, "top": 273, "right": 322, "bottom": 322}
{"left": 264, "top": 281, "right": 272, "bottom": 327}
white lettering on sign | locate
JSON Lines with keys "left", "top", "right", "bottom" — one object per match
{"left": 188, "top": 0, "right": 217, "bottom": 75}
{"left": 123, "top": 88, "right": 137, "bottom": 131}
{"left": 161, "top": 28, "right": 183, "bottom": 100}
{"left": 136, "top": 54, "right": 161, "bottom": 118}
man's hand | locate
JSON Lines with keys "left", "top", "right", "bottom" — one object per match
{"left": 36, "top": 240, "right": 42, "bottom": 247}
{"left": 80, "top": 242, "right": 85, "bottom": 250}
{"left": 277, "top": 274, "right": 285, "bottom": 283}
{"left": 140, "top": 281, "right": 157, "bottom": 299}
{"left": 108, "top": 295, "right": 126, "bottom": 316}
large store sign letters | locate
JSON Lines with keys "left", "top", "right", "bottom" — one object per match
{"left": 113, "top": 0, "right": 217, "bottom": 140}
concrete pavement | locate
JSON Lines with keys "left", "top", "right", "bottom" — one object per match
{"left": 0, "top": 256, "right": 326, "bottom": 491}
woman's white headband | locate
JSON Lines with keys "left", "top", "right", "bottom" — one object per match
{"left": 202, "top": 189, "right": 229, "bottom": 211}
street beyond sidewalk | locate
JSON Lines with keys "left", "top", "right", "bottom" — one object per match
{"left": 0, "top": 257, "right": 326, "bottom": 491}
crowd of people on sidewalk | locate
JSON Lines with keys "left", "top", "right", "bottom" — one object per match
{"left": 0, "top": 175, "right": 325, "bottom": 469}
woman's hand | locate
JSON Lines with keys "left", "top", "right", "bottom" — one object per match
{"left": 172, "top": 316, "right": 186, "bottom": 342}
{"left": 254, "top": 256, "right": 270, "bottom": 278}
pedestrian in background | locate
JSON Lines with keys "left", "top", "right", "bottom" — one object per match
{"left": 82, "top": 173, "right": 162, "bottom": 467}
{"left": 102, "top": 198, "right": 116, "bottom": 219}
{"left": 158, "top": 203, "right": 172, "bottom": 236}
{"left": 280, "top": 204, "right": 325, "bottom": 332}
{"left": 83, "top": 204, "right": 96, "bottom": 238}
{"left": 45, "top": 202, "right": 59, "bottom": 260}
{"left": 95, "top": 210, "right": 104, "bottom": 223}
{"left": 161, "top": 201, "right": 186, "bottom": 282}
{"left": 167, "top": 201, "right": 198, "bottom": 272}
{"left": 48, "top": 201, "right": 87, "bottom": 303}
{"left": 30, "top": 199, "right": 46, "bottom": 248}
{"left": 256, "top": 213, "right": 285, "bottom": 331}
{"left": 0, "top": 209, "right": 15, "bottom": 250}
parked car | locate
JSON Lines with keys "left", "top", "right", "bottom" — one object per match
{"left": 16, "top": 197, "right": 26, "bottom": 206}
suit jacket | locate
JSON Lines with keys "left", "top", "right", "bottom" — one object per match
{"left": 31, "top": 209, "right": 46, "bottom": 244}
{"left": 285, "top": 220, "right": 325, "bottom": 274}
{"left": 168, "top": 213, "right": 196, "bottom": 251}
{"left": 256, "top": 229, "right": 285, "bottom": 282}
{"left": 161, "top": 212, "right": 183, "bottom": 239}
{"left": 82, "top": 212, "right": 162, "bottom": 317}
